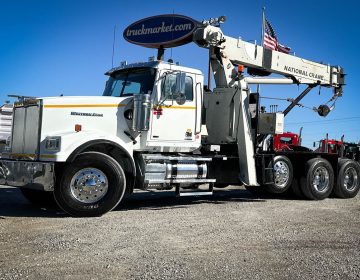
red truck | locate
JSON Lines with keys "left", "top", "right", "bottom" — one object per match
{"left": 273, "top": 131, "right": 301, "bottom": 151}
{"left": 315, "top": 134, "right": 360, "bottom": 162}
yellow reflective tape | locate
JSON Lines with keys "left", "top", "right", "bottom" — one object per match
{"left": 158, "top": 106, "right": 196, "bottom": 110}
{"left": 44, "top": 104, "right": 126, "bottom": 108}
{"left": 5, "top": 153, "right": 56, "bottom": 159}
{"left": 40, "top": 154, "right": 56, "bottom": 159}
{"left": 9, "top": 153, "right": 36, "bottom": 158}
{"left": 44, "top": 104, "right": 195, "bottom": 110}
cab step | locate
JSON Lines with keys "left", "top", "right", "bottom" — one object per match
{"left": 175, "top": 183, "right": 214, "bottom": 197}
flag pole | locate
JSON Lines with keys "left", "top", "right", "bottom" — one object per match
{"left": 261, "top": 7, "right": 265, "bottom": 46}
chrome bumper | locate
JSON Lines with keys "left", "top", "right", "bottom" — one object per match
{"left": 0, "top": 160, "right": 55, "bottom": 191}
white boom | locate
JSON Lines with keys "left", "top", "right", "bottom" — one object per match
{"left": 193, "top": 23, "right": 344, "bottom": 97}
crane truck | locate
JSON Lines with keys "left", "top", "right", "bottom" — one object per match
{"left": 0, "top": 15, "right": 358, "bottom": 217}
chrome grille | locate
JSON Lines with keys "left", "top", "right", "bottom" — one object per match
{"left": 11, "top": 100, "right": 42, "bottom": 159}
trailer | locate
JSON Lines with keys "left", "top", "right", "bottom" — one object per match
{"left": 0, "top": 15, "right": 358, "bottom": 217}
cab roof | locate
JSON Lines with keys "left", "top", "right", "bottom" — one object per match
{"left": 105, "top": 61, "right": 202, "bottom": 76}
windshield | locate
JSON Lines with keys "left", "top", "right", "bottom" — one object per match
{"left": 103, "top": 68, "right": 156, "bottom": 97}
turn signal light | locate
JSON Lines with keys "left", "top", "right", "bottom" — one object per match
{"left": 153, "top": 108, "right": 163, "bottom": 116}
{"left": 238, "top": 64, "right": 245, "bottom": 73}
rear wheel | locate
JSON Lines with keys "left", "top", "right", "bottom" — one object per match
{"left": 265, "top": 155, "right": 293, "bottom": 194}
{"left": 54, "top": 152, "right": 126, "bottom": 217}
{"left": 300, "top": 158, "right": 334, "bottom": 200}
{"left": 333, "top": 159, "right": 360, "bottom": 198}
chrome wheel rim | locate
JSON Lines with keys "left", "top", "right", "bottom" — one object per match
{"left": 274, "top": 160, "right": 290, "bottom": 188}
{"left": 70, "top": 168, "right": 108, "bottom": 203}
{"left": 343, "top": 167, "right": 358, "bottom": 192}
{"left": 312, "top": 166, "right": 330, "bottom": 193}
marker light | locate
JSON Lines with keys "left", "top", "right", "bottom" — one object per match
{"left": 75, "top": 124, "right": 82, "bottom": 132}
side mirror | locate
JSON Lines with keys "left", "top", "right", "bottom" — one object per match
{"left": 313, "top": 142, "right": 316, "bottom": 148}
{"left": 174, "top": 72, "right": 186, "bottom": 105}
{"left": 175, "top": 72, "right": 186, "bottom": 95}
{"left": 157, "top": 72, "right": 187, "bottom": 106}
{"left": 175, "top": 93, "right": 186, "bottom": 105}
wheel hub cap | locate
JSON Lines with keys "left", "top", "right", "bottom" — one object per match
{"left": 274, "top": 161, "right": 290, "bottom": 188}
{"left": 70, "top": 168, "right": 108, "bottom": 203}
{"left": 312, "top": 166, "right": 329, "bottom": 193}
{"left": 343, "top": 167, "right": 358, "bottom": 192}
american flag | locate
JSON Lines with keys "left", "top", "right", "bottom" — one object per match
{"left": 263, "top": 19, "right": 291, "bottom": 54}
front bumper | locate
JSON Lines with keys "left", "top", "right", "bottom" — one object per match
{"left": 0, "top": 160, "right": 55, "bottom": 191}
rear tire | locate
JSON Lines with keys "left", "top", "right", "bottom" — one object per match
{"left": 54, "top": 152, "right": 126, "bottom": 217}
{"left": 21, "top": 188, "right": 56, "bottom": 208}
{"left": 333, "top": 159, "right": 360, "bottom": 198}
{"left": 265, "top": 155, "right": 293, "bottom": 194}
{"left": 300, "top": 158, "right": 334, "bottom": 200}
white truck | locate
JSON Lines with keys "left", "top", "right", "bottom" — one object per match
{"left": 0, "top": 15, "right": 357, "bottom": 217}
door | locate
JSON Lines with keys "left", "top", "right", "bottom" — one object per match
{"left": 150, "top": 71, "right": 197, "bottom": 143}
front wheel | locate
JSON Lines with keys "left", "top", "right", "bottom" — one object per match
{"left": 54, "top": 152, "right": 126, "bottom": 217}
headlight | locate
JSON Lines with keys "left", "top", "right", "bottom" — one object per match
{"left": 45, "top": 137, "right": 61, "bottom": 151}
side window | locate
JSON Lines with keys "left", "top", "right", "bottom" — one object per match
{"left": 280, "top": 137, "right": 292, "bottom": 144}
{"left": 161, "top": 73, "right": 193, "bottom": 101}
{"left": 161, "top": 74, "right": 177, "bottom": 100}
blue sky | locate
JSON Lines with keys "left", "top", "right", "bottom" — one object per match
{"left": 0, "top": 0, "right": 359, "bottom": 147}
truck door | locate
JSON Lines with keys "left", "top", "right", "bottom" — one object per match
{"left": 150, "top": 72, "right": 197, "bottom": 143}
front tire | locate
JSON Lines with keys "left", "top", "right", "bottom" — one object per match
{"left": 54, "top": 152, "right": 126, "bottom": 217}
{"left": 300, "top": 158, "right": 334, "bottom": 200}
{"left": 333, "top": 159, "right": 360, "bottom": 198}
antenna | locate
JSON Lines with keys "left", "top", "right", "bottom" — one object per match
{"left": 170, "top": 9, "right": 175, "bottom": 61}
{"left": 112, "top": 25, "right": 117, "bottom": 68}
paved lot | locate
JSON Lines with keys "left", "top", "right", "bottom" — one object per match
{"left": 0, "top": 185, "right": 359, "bottom": 280}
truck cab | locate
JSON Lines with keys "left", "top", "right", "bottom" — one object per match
{"left": 273, "top": 132, "right": 301, "bottom": 151}
{"left": 315, "top": 139, "right": 343, "bottom": 154}
{"left": 103, "top": 61, "right": 203, "bottom": 152}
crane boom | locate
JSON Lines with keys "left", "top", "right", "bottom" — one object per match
{"left": 193, "top": 24, "right": 344, "bottom": 96}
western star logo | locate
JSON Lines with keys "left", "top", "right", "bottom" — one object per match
{"left": 284, "top": 65, "right": 324, "bottom": 81}
{"left": 71, "top": 112, "right": 103, "bottom": 117}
